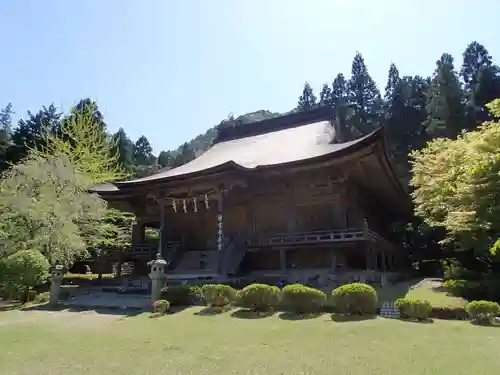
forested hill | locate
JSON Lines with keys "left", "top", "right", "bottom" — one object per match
{"left": 1, "top": 41, "right": 499, "bottom": 181}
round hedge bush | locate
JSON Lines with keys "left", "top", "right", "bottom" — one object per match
{"left": 201, "top": 284, "right": 237, "bottom": 307}
{"left": 160, "top": 284, "right": 201, "bottom": 306}
{"left": 237, "top": 283, "right": 281, "bottom": 311}
{"left": 395, "top": 298, "right": 432, "bottom": 320}
{"left": 465, "top": 300, "right": 500, "bottom": 325}
{"left": 281, "top": 283, "right": 327, "bottom": 313}
{"left": 152, "top": 299, "right": 170, "bottom": 315}
{"left": 331, "top": 282, "right": 377, "bottom": 315}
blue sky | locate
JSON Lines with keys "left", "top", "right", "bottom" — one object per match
{"left": 1, "top": 1, "right": 499, "bottom": 153}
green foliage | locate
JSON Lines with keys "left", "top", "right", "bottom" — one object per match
{"left": 237, "top": 284, "right": 281, "bottom": 312}
{"left": 347, "top": 52, "right": 382, "bottom": 136}
{"left": 429, "top": 306, "right": 468, "bottom": 320}
{"left": 424, "top": 53, "right": 466, "bottom": 138}
{"left": 297, "top": 82, "right": 317, "bottom": 110}
{"left": 33, "top": 291, "right": 51, "bottom": 304}
{"left": 395, "top": 298, "right": 432, "bottom": 320}
{"left": 411, "top": 101, "right": 500, "bottom": 256}
{"left": 0, "top": 154, "right": 107, "bottom": 265}
{"left": 0, "top": 250, "right": 49, "bottom": 301}
{"left": 152, "top": 299, "right": 170, "bottom": 315}
{"left": 35, "top": 102, "right": 126, "bottom": 184}
{"left": 465, "top": 300, "right": 500, "bottom": 324}
{"left": 331, "top": 283, "right": 378, "bottom": 315}
{"left": 160, "top": 285, "right": 201, "bottom": 306}
{"left": 201, "top": 284, "right": 237, "bottom": 308}
{"left": 281, "top": 284, "right": 327, "bottom": 314}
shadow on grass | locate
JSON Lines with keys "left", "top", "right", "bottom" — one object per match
{"left": 330, "top": 314, "right": 377, "bottom": 323}
{"left": 395, "top": 317, "right": 435, "bottom": 324}
{"left": 0, "top": 302, "right": 23, "bottom": 311}
{"left": 430, "top": 285, "right": 448, "bottom": 293}
{"left": 231, "top": 309, "right": 275, "bottom": 319}
{"left": 194, "top": 306, "right": 230, "bottom": 316}
{"left": 471, "top": 320, "right": 500, "bottom": 328}
{"left": 278, "top": 311, "right": 324, "bottom": 321}
{"left": 167, "top": 305, "right": 193, "bottom": 315}
{"left": 20, "top": 302, "right": 143, "bottom": 317}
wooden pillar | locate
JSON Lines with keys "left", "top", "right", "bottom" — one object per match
{"left": 331, "top": 249, "right": 337, "bottom": 270}
{"left": 279, "top": 248, "right": 286, "bottom": 271}
{"left": 381, "top": 249, "right": 387, "bottom": 272}
{"left": 158, "top": 203, "right": 167, "bottom": 257}
{"left": 131, "top": 222, "right": 142, "bottom": 247}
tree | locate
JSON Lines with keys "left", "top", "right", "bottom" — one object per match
{"left": 0, "top": 250, "right": 50, "bottom": 301}
{"left": 134, "top": 135, "right": 155, "bottom": 166}
{"left": 172, "top": 143, "right": 196, "bottom": 167}
{"left": 35, "top": 102, "right": 125, "bottom": 184}
{"left": 347, "top": 52, "right": 382, "bottom": 135}
{"left": 30, "top": 102, "right": 132, "bottom": 274}
{"left": 424, "top": 53, "right": 466, "bottom": 139}
{"left": 297, "top": 82, "right": 317, "bottom": 110}
{"left": 0, "top": 103, "right": 14, "bottom": 169}
{"left": 0, "top": 153, "right": 107, "bottom": 265}
{"left": 411, "top": 99, "right": 500, "bottom": 259}
{"left": 319, "top": 83, "right": 332, "bottom": 105}
{"left": 331, "top": 73, "right": 348, "bottom": 107}
{"left": 9, "top": 104, "right": 62, "bottom": 164}
{"left": 460, "top": 42, "right": 494, "bottom": 93}
{"left": 384, "top": 64, "right": 430, "bottom": 178}
{"left": 460, "top": 42, "right": 500, "bottom": 125}
{"left": 111, "top": 128, "right": 135, "bottom": 173}
{"left": 157, "top": 150, "right": 173, "bottom": 168}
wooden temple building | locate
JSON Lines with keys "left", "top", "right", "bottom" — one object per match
{"left": 92, "top": 107, "right": 410, "bottom": 287}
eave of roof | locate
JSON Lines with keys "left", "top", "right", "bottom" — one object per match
{"left": 90, "top": 124, "right": 389, "bottom": 193}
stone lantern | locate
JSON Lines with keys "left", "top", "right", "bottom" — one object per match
{"left": 50, "top": 264, "right": 65, "bottom": 304}
{"left": 148, "top": 253, "right": 167, "bottom": 302}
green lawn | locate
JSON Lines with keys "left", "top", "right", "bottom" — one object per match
{"left": 377, "top": 278, "right": 468, "bottom": 308}
{"left": 1, "top": 306, "right": 498, "bottom": 375}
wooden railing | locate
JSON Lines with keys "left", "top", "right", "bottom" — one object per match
{"left": 251, "top": 228, "right": 366, "bottom": 246}
{"left": 131, "top": 241, "right": 181, "bottom": 264}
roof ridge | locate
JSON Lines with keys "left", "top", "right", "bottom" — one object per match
{"left": 214, "top": 106, "right": 336, "bottom": 143}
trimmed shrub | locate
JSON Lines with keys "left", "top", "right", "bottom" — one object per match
{"left": 395, "top": 298, "right": 432, "bottom": 320}
{"left": 331, "top": 283, "right": 377, "bottom": 315}
{"left": 0, "top": 250, "right": 50, "bottom": 302}
{"left": 33, "top": 292, "right": 51, "bottom": 304}
{"left": 465, "top": 300, "right": 500, "bottom": 325}
{"left": 237, "top": 283, "right": 281, "bottom": 311}
{"left": 64, "top": 273, "right": 115, "bottom": 280}
{"left": 152, "top": 299, "right": 170, "bottom": 315}
{"left": 281, "top": 284, "right": 327, "bottom": 314}
{"left": 430, "top": 307, "right": 468, "bottom": 320}
{"left": 201, "top": 284, "right": 237, "bottom": 308}
{"left": 160, "top": 285, "right": 201, "bottom": 306}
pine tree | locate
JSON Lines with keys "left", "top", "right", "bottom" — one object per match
{"left": 424, "top": 53, "right": 466, "bottom": 139}
{"left": 0, "top": 103, "right": 14, "bottom": 170}
{"left": 460, "top": 41, "right": 493, "bottom": 92}
{"left": 157, "top": 150, "right": 173, "bottom": 168}
{"left": 9, "top": 104, "right": 62, "bottom": 164}
{"left": 319, "top": 83, "right": 332, "bottom": 105}
{"left": 133, "top": 135, "right": 154, "bottom": 166}
{"left": 297, "top": 82, "right": 317, "bottom": 110}
{"left": 331, "top": 73, "right": 348, "bottom": 106}
{"left": 111, "top": 128, "right": 134, "bottom": 173}
{"left": 460, "top": 42, "right": 500, "bottom": 125}
{"left": 347, "top": 52, "right": 382, "bottom": 135}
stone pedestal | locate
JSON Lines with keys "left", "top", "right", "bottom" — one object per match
{"left": 148, "top": 253, "right": 167, "bottom": 302}
{"left": 50, "top": 265, "right": 64, "bottom": 304}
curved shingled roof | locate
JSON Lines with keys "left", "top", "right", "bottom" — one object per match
{"left": 90, "top": 107, "right": 404, "bottom": 199}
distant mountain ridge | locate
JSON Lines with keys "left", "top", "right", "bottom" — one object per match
{"left": 173, "top": 109, "right": 283, "bottom": 157}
